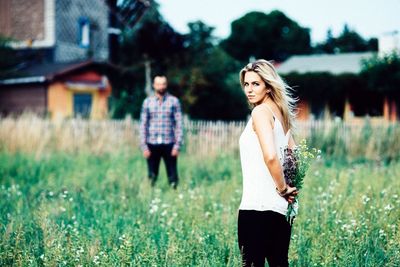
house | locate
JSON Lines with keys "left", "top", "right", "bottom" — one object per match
{"left": 277, "top": 51, "right": 398, "bottom": 122}
{"left": 0, "top": 0, "right": 153, "bottom": 119}
{"left": 0, "top": 0, "right": 109, "bottom": 62}
{"left": 0, "top": 61, "right": 112, "bottom": 120}
{"left": 0, "top": 0, "right": 113, "bottom": 119}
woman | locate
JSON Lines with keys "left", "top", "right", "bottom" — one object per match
{"left": 238, "top": 59, "right": 297, "bottom": 267}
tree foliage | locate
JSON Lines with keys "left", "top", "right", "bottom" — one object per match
{"left": 118, "top": 1, "right": 184, "bottom": 70}
{"left": 168, "top": 22, "right": 248, "bottom": 120}
{"left": 315, "top": 25, "right": 378, "bottom": 54}
{"left": 361, "top": 52, "right": 400, "bottom": 93}
{"left": 113, "top": 4, "right": 250, "bottom": 120}
{"left": 221, "top": 10, "right": 312, "bottom": 62}
{"left": 110, "top": 1, "right": 185, "bottom": 118}
{"left": 184, "top": 21, "right": 216, "bottom": 57}
{"left": 180, "top": 47, "right": 248, "bottom": 120}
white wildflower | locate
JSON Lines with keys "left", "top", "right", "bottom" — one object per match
{"left": 93, "top": 255, "right": 100, "bottom": 265}
{"left": 384, "top": 204, "right": 394, "bottom": 211}
{"left": 362, "top": 195, "right": 370, "bottom": 205}
{"left": 379, "top": 229, "right": 386, "bottom": 238}
{"left": 149, "top": 204, "right": 159, "bottom": 214}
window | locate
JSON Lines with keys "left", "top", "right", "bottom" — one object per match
{"left": 73, "top": 93, "right": 92, "bottom": 118}
{"left": 78, "top": 17, "right": 90, "bottom": 48}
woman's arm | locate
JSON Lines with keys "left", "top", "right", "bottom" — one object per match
{"left": 252, "top": 105, "right": 297, "bottom": 197}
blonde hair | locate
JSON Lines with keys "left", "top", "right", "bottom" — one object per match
{"left": 239, "top": 59, "right": 297, "bottom": 131}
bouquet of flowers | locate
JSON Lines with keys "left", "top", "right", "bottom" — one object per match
{"left": 282, "top": 139, "right": 320, "bottom": 224}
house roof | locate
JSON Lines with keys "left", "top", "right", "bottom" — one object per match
{"left": 20, "top": 61, "right": 92, "bottom": 78}
{"left": 276, "top": 52, "right": 376, "bottom": 75}
{"left": 0, "top": 60, "right": 111, "bottom": 86}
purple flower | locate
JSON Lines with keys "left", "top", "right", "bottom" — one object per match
{"left": 282, "top": 147, "right": 298, "bottom": 187}
{"left": 281, "top": 140, "right": 320, "bottom": 224}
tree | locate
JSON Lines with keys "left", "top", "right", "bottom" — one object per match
{"left": 361, "top": 52, "right": 400, "bottom": 93}
{"left": 107, "top": 64, "right": 147, "bottom": 119}
{"left": 183, "top": 21, "right": 216, "bottom": 64}
{"left": 109, "top": 0, "right": 185, "bottom": 118}
{"left": 167, "top": 21, "right": 248, "bottom": 120}
{"left": 110, "top": 4, "right": 250, "bottom": 120}
{"left": 118, "top": 0, "right": 184, "bottom": 71}
{"left": 182, "top": 46, "right": 248, "bottom": 120}
{"left": 315, "top": 24, "right": 378, "bottom": 54}
{"left": 221, "top": 10, "right": 312, "bottom": 62}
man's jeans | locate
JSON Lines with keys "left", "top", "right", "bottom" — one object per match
{"left": 146, "top": 143, "right": 178, "bottom": 188}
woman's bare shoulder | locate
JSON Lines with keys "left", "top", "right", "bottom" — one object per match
{"left": 252, "top": 104, "right": 274, "bottom": 119}
{"left": 251, "top": 105, "right": 274, "bottom": 128}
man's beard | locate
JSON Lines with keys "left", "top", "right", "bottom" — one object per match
{"left": 156, "top": 89, "right": 167, "bottom": 95}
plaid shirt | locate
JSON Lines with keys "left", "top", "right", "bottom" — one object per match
{"left": 140, "top": 93, "right": 183, "bottom": 151}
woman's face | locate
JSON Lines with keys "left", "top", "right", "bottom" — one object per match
{"left": 243, "top": 71, "right": 269, "bottom": 105}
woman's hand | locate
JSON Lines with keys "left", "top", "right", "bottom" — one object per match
{"left": 277, "top": 185, "right": 298, "bottom": 203}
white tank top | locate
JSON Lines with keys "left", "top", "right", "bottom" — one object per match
{"left": 238, "top": 108, "right": 291, "bottom": 215}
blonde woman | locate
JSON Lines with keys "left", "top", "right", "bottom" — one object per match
{"left": 238, "top": 59, "right": 297, "bottom": 267}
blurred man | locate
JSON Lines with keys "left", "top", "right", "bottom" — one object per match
{"left": 139, "top": 75, "right": 183, "bottom": 189}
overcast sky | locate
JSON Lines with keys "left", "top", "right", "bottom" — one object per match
{"left": 157, "top": 0, "right": 400, "bottom": 44}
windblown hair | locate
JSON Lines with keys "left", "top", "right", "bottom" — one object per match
{"left": 239, "top": 59, "right": 297, "bottom": 131}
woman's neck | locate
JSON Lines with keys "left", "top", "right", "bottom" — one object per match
{"left": 255, "top": 96, "right": 273, "bottom": 107}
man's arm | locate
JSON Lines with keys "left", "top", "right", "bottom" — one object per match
{"left": 172, "top": 99, "right": 183, "bottom": 152}
{"left": 139, "top": 99, "right": 149, "bottom": 152}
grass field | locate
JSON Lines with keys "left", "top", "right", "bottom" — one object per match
{"left": 1, "top": 117, "right": 400, "bottom": 266}
{"left": 1, "top": 151, "right": 399, "bottom": 266}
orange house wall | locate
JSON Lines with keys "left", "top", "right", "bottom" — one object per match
{"left": 47, "top": 71, "right": 112, "bottom": 120}
{"left": 48, "top": 82, "right": 72, "bottom": 120}
{"left": 94, "top": 83, "right": 111, "bottom": 119}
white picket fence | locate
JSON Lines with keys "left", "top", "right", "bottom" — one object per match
{"left": 0, "top": 115, "right": 398, "bottom": 156}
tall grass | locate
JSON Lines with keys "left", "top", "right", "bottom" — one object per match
{"left": 0, "top": 114, "right": 399, "bottom": 161}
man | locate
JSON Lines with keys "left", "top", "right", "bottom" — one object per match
{"left": 139, "top": 75, "right": 183, "bottom": 189}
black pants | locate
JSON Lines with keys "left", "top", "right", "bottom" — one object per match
{"left": 238, "top": 210, "right": 292, "bottom": 267}
{"left": 146, "top": 143, "right": 178, "bottom": 188}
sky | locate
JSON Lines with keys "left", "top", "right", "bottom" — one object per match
{"left": 157, "top": 0, "right": 400, "bottom": 44}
